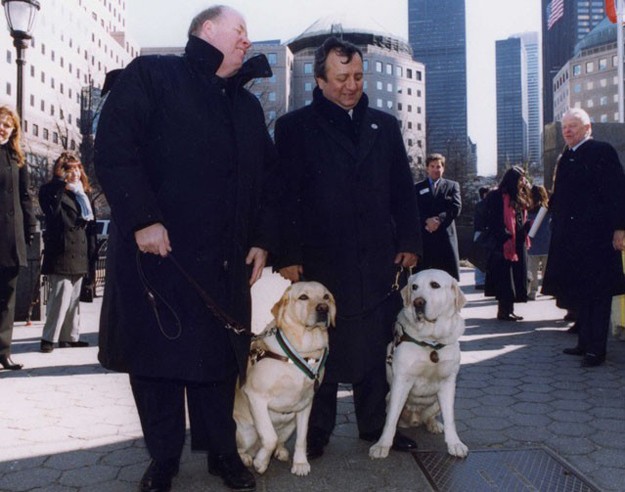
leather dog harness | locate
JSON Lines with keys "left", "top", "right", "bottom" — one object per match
{"left": 387, "top": 321, "right": 446, "bottom": 364}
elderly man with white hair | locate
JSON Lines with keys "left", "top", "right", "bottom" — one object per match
{"left": 543, "top": 108, "right": 625, "bottom": 367}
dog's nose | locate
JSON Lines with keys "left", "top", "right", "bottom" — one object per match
{"left": 316, "top": 303, "right": 329, "bottom": 313}
{"left": 413, "top": 297, "right": 426, "bottom": 309}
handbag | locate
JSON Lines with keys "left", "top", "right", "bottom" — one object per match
{"left": 468, "top": 228, "right": 498, "bottom": 272}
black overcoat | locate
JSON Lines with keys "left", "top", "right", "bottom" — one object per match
{"left": 0, "top": 145, "right": 37, "bottom": 268}
{"left": 274, "top": 89, "right": 422, "bottom": 382}
{"left": 39, "top": 178, "right": 90, "bottom": 276}
{"left": 483, "top": 188, "right": 528, "bottom": 303}
{"left": 542, "top": 139, "right": 625, "bottom": 306}
{"left": 414, "top": 178, "right": 461, "bottom": 279}
{"left": 94, "top": 37, "right": 281, "bottom": 382}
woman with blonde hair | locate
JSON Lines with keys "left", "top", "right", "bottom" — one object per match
{"left": 0, "top": 106, "right": 37, "bottom": 370}
{"left": 39, "top": 152, "right": 95, "bottom": 352}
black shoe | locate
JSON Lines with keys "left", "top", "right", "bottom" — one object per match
{"left": 306, "top": 433, "right": 329, "bottom": 460}
{"left": 510, "top": 313, "right": 524, "bottom": 321}
{"left": 40, "top": 340, "right": 54, "bottom": 353}
{"left": 0, "top": 354, "right": 23, "bottom": 370}
{"left": 497, "top": 313, "right": 518, "bottom": 321}
{"left": 208, "top": 453, "right": 255, "bottom": 491}
{"left": 359, "top": 430, "right": 418, "bottom": 452}
{"left": 563, "top": 346, "right": 584, "bottom": 356}
{"left": 563, "top": 311, "right": 577, "bottom": 322}
{"left": 581, "top": 353, "right": 605, "bottom": 367}
{"left": 59, "top": 340, "right": 89, "bottom": 348}
{"left": 566, "top": 323, "right": 579, "bottom": 334}
{"left": 139, "top": 459, "right": 179, "bottom": 492}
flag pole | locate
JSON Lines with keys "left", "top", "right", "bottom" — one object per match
{"left": 618, "top": 0, "right": 624, "bottom": 123}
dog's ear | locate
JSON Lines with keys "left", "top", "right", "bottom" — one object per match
{"left": 271, "top": 286, "right": 291, "bottom": 326}
{"left": 401, "top": 282, "right": 412, "bottom": 307}
{"left": 452, "top": 279, "right": 467, "bottom": 312}
{"left": 327, "top": 291, "right": 337, "bottom": 327}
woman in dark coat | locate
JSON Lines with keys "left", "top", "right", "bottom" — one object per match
{"left": 484, "top": 166, "right": 532, "bottom": 320}
{"left": 39, "top": 152, "right": 94, "bottom": 352}
{"left": 0, "top": 106, "right": 37, "bottom": 371}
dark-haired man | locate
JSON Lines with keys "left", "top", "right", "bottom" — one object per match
{"left": 275, "top": 36, "right": 422, "bottom": 458}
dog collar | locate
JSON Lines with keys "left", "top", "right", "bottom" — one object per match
{"left": 390, "top": 322, "right": 446, "bottom": 363}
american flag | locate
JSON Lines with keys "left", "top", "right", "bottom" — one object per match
{"left": 547, "top": 0, "right": 564, "bottom": 30}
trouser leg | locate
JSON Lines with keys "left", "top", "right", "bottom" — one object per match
{"left": 498, "top": 299, "right": 513, "bottom": 316}
{"left": 129, "top": 375, "right": 186, "bottom": 464}
{"left": 42, "top": 275, "right": 75, "bottom": 343}
{"left": 352, "top": 362, "right": 389, "bottom": 435}
{"left": 307, "top": 381, "right": 338, "bottom": 440}
{"left": 0, "top": 267, "right": 19, "bottom": 356}
{"left": 186, "top": 373, "right": 238, "bottom": 455}
{"left": 58, "top": 276, "right": 83, "bottom": 342}
{"left": 577, "top": 296, "right": 611, "bottom": 357}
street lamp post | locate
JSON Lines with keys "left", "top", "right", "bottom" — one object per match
{"left": 2, "top": 0, "right": 40, "bottom": 121}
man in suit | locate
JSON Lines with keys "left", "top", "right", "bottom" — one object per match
{"left": 542, "top": 108, "right": 625, "bottom": 367}
{"left": 415, "top": 154, "right": 462, "bottom": 280}
{"left": 275, "top": 36, "right": 422, "bottom": 459}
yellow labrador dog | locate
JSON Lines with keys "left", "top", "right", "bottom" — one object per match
{"left": 234, "top": 281, "right": 336, "bottom": 476}
{"left": 369, "top": 269, "right": 468, "bottom": 459}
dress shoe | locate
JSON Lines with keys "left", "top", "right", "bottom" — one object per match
{"left": 563, "top": 346, "right": 584, "bottom": 356}
{"left": 40, "top": 340, "right": 54, "bottom": 353}
{"left": 0, "top": 354, "right": 23, "bottom": 370}
{"left": 139, "top": 459, "right": 179, "bottom": 492}
{"left": 563, "top": 311, "right": 577, "bottom": 322}
{"left": 497, "top": 313, "right": 518, "bottom": 321}
{"left": 566, "top": 323, "right": 579, "bottom": 334}
{"left": 581, "top": 353, "right": 605, "bottom": 367}
{"left": 59, "top": 340, "right": 89, "bottom": 348}
{"left": 208, "top": 453, "right": 255, "bottom": 491}
{"left": 510, "top": 313, "right": 524, "bottom": 320}
{"left": 359, "top": 430, "right": 418, "bottom": 452}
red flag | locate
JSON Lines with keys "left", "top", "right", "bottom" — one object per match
{"left": 606, "top": 0, "right": 617, "bottom": 23}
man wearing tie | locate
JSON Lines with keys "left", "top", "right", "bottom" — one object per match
{"left": 543, "top": 108, "right": 625, "bottom": 367}
{"left": 414, "top": 153, "right": 462, "bottom": 280}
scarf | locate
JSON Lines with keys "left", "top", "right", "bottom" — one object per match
{"left": 66, "top": 181, "right": 94, "bottom": 221}
{"left": 502, "top": 193, "right": 520, "bottom": 261}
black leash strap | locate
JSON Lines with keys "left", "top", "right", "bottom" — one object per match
{"left": 136, "top": 251, "right": 250, "bottom": 337}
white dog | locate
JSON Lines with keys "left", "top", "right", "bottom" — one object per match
{"left": 369, "top": 269, "right": 468, "bottom": 459}
{"left": 234, "top": 281, "right": 336, "bottom": 476}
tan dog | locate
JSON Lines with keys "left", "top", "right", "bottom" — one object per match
{"left": 234, "top": 281, "right": 336, "bottom": 476}
{"left": 369, "top": 269, "right": 468, "bottom": 459}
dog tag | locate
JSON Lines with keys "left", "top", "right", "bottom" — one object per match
{"left": 314, "top": 378, "right": 320, "bottom": 392}
{"left": 430, "top": 351, "right": 439, "bottom": 363}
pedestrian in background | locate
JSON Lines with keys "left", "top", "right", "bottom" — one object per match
{"left": 0, "top": 106, "right": 37, "bottom": 371}
{"left": 275, "top": 36, "right": 421, "bottom": 460}
{"left": 526, "top": 184, "right": 551, "bottom": 300}
{"left": 38, "top": 152, "right": 95, "bottom": 353}
{"left": 473, "top": 186, "right": 490, "bottom": 290}
{"left": 484, "top": 166, "right": 532, "bottom": 321}
{"left": 543, "top": 108, "right": 625, "bottom": 367}
{"left": 95, "top": 5, "right": 280, "bottom": 492}
{"left": 414, "top": 153, "right": 462, "bottom": 280}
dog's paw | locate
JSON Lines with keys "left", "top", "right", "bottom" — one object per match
{"left": 240, "top": 452, "right": 253, "bottom": 467}
{"left": 274, "top": 445, "right": 289, "bottom": 462}
{"left": 426, "top": 419, "right": 444, "bottom": 434}
{"left": 447, "top": 441, "right": 469, "bottom": 458}
{"left": 369, "top": 442, "right": 391, "bottom": 459}
{"left": 253, "top": 450, "right": 271, "bottom": 474}
{"left": 291, "top": 461, "right": 311, "bottom": 476}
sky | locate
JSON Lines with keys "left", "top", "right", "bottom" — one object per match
{"left": 127, "top": 0, "right": 542, "bottom": 176}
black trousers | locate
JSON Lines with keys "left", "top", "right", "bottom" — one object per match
{"left": 577, "top": 296, "right": 612, "bottom": 357}
{"left": 130, "top": 373, "right": 238, "bottom": 464}
{"left": 308, "top": 362, "right": 388, "bottom": 439}
{"left": 0, "top": 267, "right": 20, "bottom": 356}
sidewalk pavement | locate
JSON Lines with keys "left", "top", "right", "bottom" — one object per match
{"left": 1, "top": 267, "right": 624, "bottom": 491}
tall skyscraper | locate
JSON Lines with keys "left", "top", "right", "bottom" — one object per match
{"left": 408, "top": 0, "right": 468, "bottom": 171}
{"left": 496, "top": 37, "right": 528, "bottom": 175}
{"left": 542, "top": 0, "right": 605, "bottom": 124}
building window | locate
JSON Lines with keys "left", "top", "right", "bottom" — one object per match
{"left": 585, "top": 61, "right": 594, "bottom": 73}
{"left": 600, "top": 78, "right": 607, "bottom": 87}
{"left": 406, "top": 68, "right": 413, "bottom": 79}
{"left": 6, "top": 50, "right": 10, "bottom": 63}
{"left": 600, "top": 114, "right": 608, "bottom": 122}
{"left": 386, "top": 64, "right": 392, "bottom": 75}
{"left": 40, "top": 71, "right": 45, "bottom": 83}
{"left": 303, "top": 62, "right": 312, "bottom": 74}
{"left": 599, "top": 58, "right": 607, "bottom": 71}
{"left": 417, "top": 89, "right": 422, "bottom": 97}
{"left": 50, "top": 105, "right": 55, "bottom": 116}
{"left": 268, "top": 92, "right": 276, "bottom": 102}
{"left": 267, "top": 53, "right": 277, "bottom": 65}
{"left": 407, "top": 105, "right": 412, "bottom": 112}
{"left": 5, "top": 82, "right": 10, "bottom": 95}
{"left": 407, "top": 121, "right": 412, "bottom": 129}
{"left": 51, "top": 50, "right": 55, "bottom": 62}
{"left": 408, "top": 138, "right": 413, "bottom": 147}
{"left": 573, "top": 64, "right": 581, "bottom": 76}
{"left": 363, "top": 60, "right": 368, "bottom": 71}
{"left": 586, "top": 81, "right": 593, "bottom": 90}
{"left": 417, "top": 106, "right": 422, "bottom": 114}
{"left": 51, "top": 77, "right": 55, "bottom": 89}
{"left": 53, "top": 132, "right": 58, "bottom": 143}
{"left": 304, "top": 82, "right": 312, "bottom": 92}
{"left": 398, "top": 103, "right": 403, "bottom": 111}
{"left": 375, "top": 61, "right": 383, "bottom": 73}
{"left": 30, "top": 65, "right": 34, "bottom": 77}
{"left": 600, "top": 95, "right": 608, "bottom": 106}
{"left": 33, "top": 124, "right": 39, "bottom": 136}
{"left": 416, "top": 71, "right": 422, "bottom": 81}
{"left": 29, "top": 94, "right": 34, "bottom": 106}
{"left": 396, "top": 66, "right": 403, "bottom": 77}
{"left": 574, "top": 83, "right": 581, "bottom": 93}
{"left": 43, "top": 128, "right": 49, "bottom": 140}
{"left": 386, "top": 83, "right": 392, "bottom": 92}
{"left": 40, "top": 100, "right": 44, "bottom": 111}
{"left": 417, "top": 123, "right": 422, "bottom": 131}
{"left": 386, "top": 100, "right": 393, "bottom": 109}
{"left": 613, "top": 55, "right": 618, "bottom": 67}
{"left": 587, "top": 99, "right": 594, "bottom": 107}
{"left": 376, "top": 98, "right": 383, "bottom": 108}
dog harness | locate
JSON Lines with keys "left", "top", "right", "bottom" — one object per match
{"left": 249, "top": 328, "right": 328, "bottom": 391}
{"left": 387, "top": 321, "right": 446, "bottom": 364}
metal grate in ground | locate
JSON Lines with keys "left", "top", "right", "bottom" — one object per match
{"left": 413, "top": 447, "right": 599, "bottom": 492}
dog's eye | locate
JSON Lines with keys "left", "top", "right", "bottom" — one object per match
{"left": 323, "top": 294, "right": 330, "bottom": 300}
{"left": 430, "top": 282, "right": 440, "bottom": 289}
{"left": 411, "top": 284, "right": 418, "bottom": 291}
{"left": 298, "top": 294, "right": 309, "bottom": 300}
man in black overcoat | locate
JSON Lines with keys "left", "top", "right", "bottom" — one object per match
{"left": 274, "top": 37, "right": 422, "bottom": 458}
{"left": 542, "top": 108, "right": 625, "bottom": 368}
{"left": 414, "top": 153, "right": 462, "bottom": 280}
{"left": 94, "top": 6, "right": 281, "bottom": 491}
